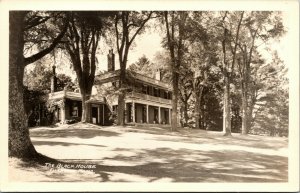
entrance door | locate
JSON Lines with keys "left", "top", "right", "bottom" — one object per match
{"left": 164, "top": 109, "right": 168, "bottom": 124}
{"left": 154, "top": 107, "right": 158, "bottom": 124}
{"left": 100, "top": 104, "right": 105, "bottom": 126}
{"left": 91, "top": 107, "right": 98, "bottom": 124}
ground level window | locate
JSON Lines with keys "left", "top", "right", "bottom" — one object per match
{"left": 72, "top": 106, "right": 78, "bottom": 117}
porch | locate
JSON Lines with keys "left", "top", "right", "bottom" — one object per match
{"left": 113, "top": 102, "right": 172, "bottom": 125}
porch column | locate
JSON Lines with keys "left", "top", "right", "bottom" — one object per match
{"left": 124, "top": 103, "right": 127, "bottom": 123}
{"left": 158, "top": 106, "right": 161, "bottom": 124}
{"left": 169, "top": 108, "right": 171, "bottom": 125}
{"left": 102, "top": 104, "right": 105, "bottom": 125}
{"left": 38, "top": 103, "right": 41, "bottom": 126}
{"left": 146, "top": 104, "right": 149, "bottom": 123}
{"left": 98, "top": 106, "right": 100, "bottom": 125}
{"left": 132, "top": 102, "right": 135, "bottom": 123}
{"left": 61, "top": 100, "right": 66, "bottom": 124}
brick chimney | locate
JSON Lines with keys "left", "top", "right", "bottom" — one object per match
{"left": 51, "top": 65, "right": 57, "bottom": 93}
{"left": 107, "top": 49, "right": 115, "bottom": 71}
{"left": 155, "top": 69, "right": 162, "bottom": 81}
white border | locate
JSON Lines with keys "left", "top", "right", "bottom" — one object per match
{"left": 0, "top": 0, "right": 299, "bottom": 192}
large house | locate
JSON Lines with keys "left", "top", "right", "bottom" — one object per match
{"left": 33, "top": 65, "right": 110, "bottom": 126}
{"left": 35, "top": 50, "right": 172, "bottom": 126}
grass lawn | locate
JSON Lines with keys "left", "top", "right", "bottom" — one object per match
{"left": 9, "top": 123, "right": 288, "bottom": 182}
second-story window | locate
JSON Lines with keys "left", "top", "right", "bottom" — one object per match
{"left": 154, "top": 88, "right": 158, "bottom": 97}
{"left": 147, "top": 86, "right": 152, "bottom": 96}
{"left": 164, "top": 91, "right": 168, "bottom": 99}
{"left": 142, "top": 85, "right": 147, "bottom": 94}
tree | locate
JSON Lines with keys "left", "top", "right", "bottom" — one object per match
{"left": 24, "top": 62, "right": 75, "bottom": 126}
{"left": 178, "top": 64, "right": 193, "bottom": 127}
{"left": 64, "top": 11, "right": 109, "bottom": 122}
{"left": 23, "top": 87, "right": 45, "bottom": 127}
{"left": 114, "top": 11, "right": 154, "bottom": 126}
{"left": 128, "top": 55, "right": 155, "bottom": 78}
{"left": 9, "top": 11, "right": 68, "bottom": 159}
{"left": 24, "top": 59, "right": 76, "bottom": 93}
{"left": 216, "top": 11, "right": 244, "bottom": 136}
{"left": 250, "top": 51, "right": 288, "bottom": 136}
{"left": 235, "top": 11, "right": 285, "bottom": 135}
{"left": 163, "top": 11, "right": 189, "bottom": 131}
{"left": 153, "top": 51, "right": 172, "bottom": 82}
{"left": 183, "top": 12, "right": 220, "bottom": 130}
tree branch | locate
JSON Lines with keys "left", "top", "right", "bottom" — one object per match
{"left": 128, "top": 12, "right": 153, "bottom": 46}
{"left": 25, "top": 15, "right": 51, "bottom": 31}
{"left": 230, "top": 11, "right": 244, "bottom": 73}
{"left": 24, "top": 13, "right": 69, "bottom": 66}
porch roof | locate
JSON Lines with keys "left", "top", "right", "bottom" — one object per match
{"left": 46, "top": 90, "right": 104, "bottom": 104}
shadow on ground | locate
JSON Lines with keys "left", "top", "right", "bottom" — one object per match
{"left": 37, "top": 147, "right": 287, "bottom": 183}
{"left": 32, "top": 140, "right": 107, "bottom": 148}
{"left": 26, "top": 124, "right": 288, "bottom": 182}
{"left": 120, "top": 126, "right": 288, "bottom": 150}
{"left": 30, "top": 124, "right": 120, "bottom": 139}
{"left": 151, "top": 134, "right": 288, "bottom": 151}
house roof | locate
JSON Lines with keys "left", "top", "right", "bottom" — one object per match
{"left": 94, "top": 69, "right": 172, "bottom": 91}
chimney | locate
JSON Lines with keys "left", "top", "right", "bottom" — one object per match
{"left": 107, "top": 49, "right": 115, "bottom": 72}
{"left": 155, "top": 69, "right": 162, "bottom": 81}
{"left": 51, "top": 65, "right": 57, "bottom": 93}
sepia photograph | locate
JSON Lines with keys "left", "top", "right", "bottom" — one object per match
{"left": 1, "top": 0, "right": 299, "bottom": 192}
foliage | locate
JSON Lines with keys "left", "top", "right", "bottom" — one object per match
{"left": 24, "top": 61, "right": 76, "bottom": 93}
{"left": 161, "top": 11, "right": 191, "bottom": 131}
{"left": 108, "top": 111, "right": 118, "bottom": 125}
{"left": 250, "top": 52, "right": 288, "bottom": 136}
{"left": 114, "top": 11, "right": 155, "bottom": 126}
{"left": 233, "top": 11, "right": 286, "bottom": 134}
{"left": 9, "top": 11, "right": 69, "bottom": 158}
{"left": 63, "top": 11, "right": 112, "bottom": 122}
{"left": 128, "top": 55, "right": 156, "bottom": 78}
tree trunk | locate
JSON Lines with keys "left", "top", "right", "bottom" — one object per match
{"left": 117, "top": 68, "right": 126, "bottom": 126}
{"left": 194, "top": 87, "right": 203, "bottom": 129}
{"left": 242, "top": 59, "right": 250, "bottom": 135}
{"left": 9, "top": 11, "right": 38, "bottom": 159}
{"left": 183, "top": 100, "right": 189, "bottom": 127}
{"left": 171, "top": 71, "right": 179, "bottom": 131}
{"left": 179, "top": 98, "right": 189, "bottom": 127}
{"left": 241, "top": 90, "right": 248, "bottom": 135}
{"left": 80, "top": 91, "right": 91, "bottom": 123}
{"left": 179, "top": 106, "right": 184, "bottom": 127}
{"left": 248, "top": 102, "right": 254, "bottom": 131}
{"left": 117, "top": 93, "right": 126, "bottom": 126}
{"left": 223, "top": 75, "right": 231, "bottom": 136}
{"left": 195, "top": 94, "right": 200, "bottom": 129}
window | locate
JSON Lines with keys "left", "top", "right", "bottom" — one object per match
{"left": 71, "top": 102, "right": 78, "bottom": 117}
{"left": 154, "top": 88, "right": 158, "bottom": 97}
{"left": 168, "top": 92, "right": 172, "bottom": 100}
{"left": 147, "top": 86, "right": 151, "bottom": 95}
{"left": 72, "top": 106, "right": 78, "bottom": 117}
{"left": 142, "top": 85, "right": 147, "bottom": 94}
{"left": 164, "top": 91, "right": 168, "bottom": 99}
{"left": 113, "top": 105, "right": 118, "bottom": 112}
